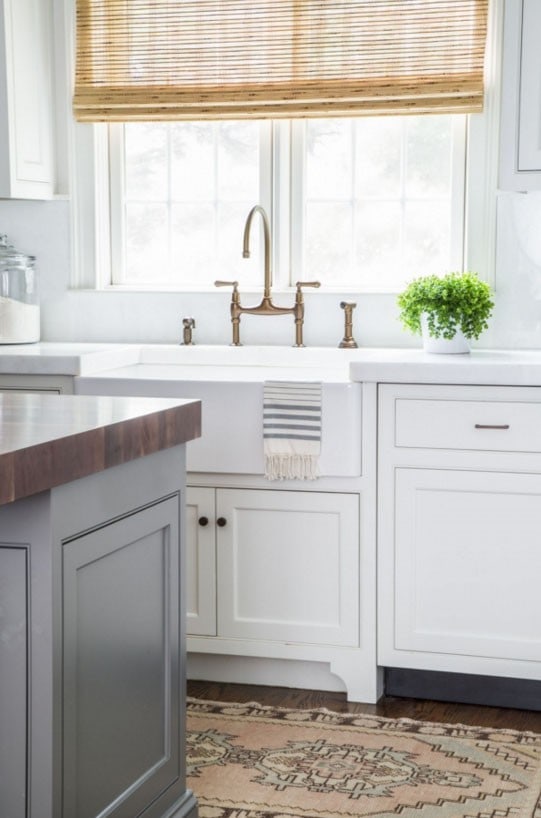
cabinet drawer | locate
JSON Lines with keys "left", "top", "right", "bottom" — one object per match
{"left": 395, "top": 397, "right": 541, "bottom": 452}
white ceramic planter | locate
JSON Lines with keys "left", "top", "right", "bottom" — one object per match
{"left": 420, "top": 313, "right": 470, "bottom": 354}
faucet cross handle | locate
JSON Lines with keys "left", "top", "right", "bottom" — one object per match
{"left": 215, "top": 279, "right": 240, "bottom": 304}
{"left": 296, "top": 280, "right": 321, "bottom": 289}
{"left": 295, "top": 280, "right": 321, "bottom": 299}
{"left": 215, "top": 279, "right": 239, "bottom": 293}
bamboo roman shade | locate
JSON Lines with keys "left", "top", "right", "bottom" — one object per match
{"left": 73, "top": 0, "right": 489, "bottom": 122}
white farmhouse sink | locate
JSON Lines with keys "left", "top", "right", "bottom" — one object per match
{"left": 75, "top": 345, "right": 362, "bottom": 477}
{"left": 138, "top": 343, "right": 358, "bottom": 371}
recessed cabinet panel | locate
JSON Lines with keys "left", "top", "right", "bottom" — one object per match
{"left": 395, "top": 396, "right": 541, "bottom": 453}
{"left": 62, "top": 499, "right": 180, "bottom": 818}
{"left": 186, "top": 486, "right": 216, "bottom": 636}
{"left": 394, "top": 468, "right": 541, "bottom": 663}
{"left": 216, "top": 489, "right": 359, "bottom": 647}
{"left": 517, "top": 0, "right": 541, "bottom": 172}
{"left": 0, "top": 547, "right": 27, "bottom": 818}
{"left": 499, "top": 0, "right": 541, "bottom": 189}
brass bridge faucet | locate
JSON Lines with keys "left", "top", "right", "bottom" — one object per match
{"left": 215, "top": 205, "right": 320, "bottom": 346}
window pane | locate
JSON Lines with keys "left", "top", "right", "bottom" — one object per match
{"left": 405, "top": 116, "right": 453, "bottom": 198}
{"left": 305, "top": 203, "right": 352, "bottom": 282}
{"left": 171, "top": 204, "right": 215, "bottom": 281}
{"left": 218, "top": 122, "right": 260, "bottom": 201}
{"left": 118, "top": 121, "right": 263, "bottom": 286}
{"left": 355, "top": 202, "right": 402, "bottom": 289}
{"left": 171, "top": 123, "right": 215, "bottom": 201}
{"left": 125, "top": 204, "right": 168, "bottom": 281}
{"left": 125, "top": 123, "right": 167, "bottom": 201}
{"left": 306, "top": 120, "right": 353, "bottom": 200}
{"left": 355, "top": 118, "right": 401, "bottom": 198}
{"left": 403, "top": 201, "right": 450, "bottom": 275}
{"left": 300, "top": 115, "right": 463, "bottom": 290}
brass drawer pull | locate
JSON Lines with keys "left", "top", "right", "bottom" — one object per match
{"left": 474, "top": 423, "right": 510, "bottom": 430}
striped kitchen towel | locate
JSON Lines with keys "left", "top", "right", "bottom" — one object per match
{"left": 263, "top": 381, "right": 321, "bottom": 480}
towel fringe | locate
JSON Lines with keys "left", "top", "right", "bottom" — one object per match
{"left": 265, "top": 453, "right": 320, "bottom": 481}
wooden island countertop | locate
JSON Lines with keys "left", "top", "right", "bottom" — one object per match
{"left": 0, "top": 392, "right": 201, "bottom": 505}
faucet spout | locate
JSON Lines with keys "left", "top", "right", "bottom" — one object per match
{"left": 242, "top": 205, "right": 272, "bottom": 299}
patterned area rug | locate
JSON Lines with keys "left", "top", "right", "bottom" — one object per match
{"left": 187, "top": 698, "right": 541, "bottom": 818}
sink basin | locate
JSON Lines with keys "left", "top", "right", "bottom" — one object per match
{"left": 75, "top": 345, "right": 362, "bottom": 477}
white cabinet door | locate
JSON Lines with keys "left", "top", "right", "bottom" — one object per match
{"left": 216, "top": 488, "right": 359, "bottom": 647}
{"left": 185, "top": 487, "right": 216, "bottom": 636}
{"left": 381, "top": 467, "right": 541, "bottom": 669}
{"left": 499, "top": 0, "right": 541, "bottom": 189}
{"left": 0, "top": 0, "right": 54, "bottom": 198}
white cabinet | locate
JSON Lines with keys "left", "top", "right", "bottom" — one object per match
{"left": 186, "top": 486, "right": 359, "bottom": 648}
{"left": 499, "top": 0, "right": 541, "bottom": 190}
{"left": 378, "top": 383, "right": 541, "bottom": 681}
{"left": 0, "top": 0, "right": 54, "bottom": 198}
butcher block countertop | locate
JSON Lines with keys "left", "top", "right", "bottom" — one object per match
{"left": 0, "top": 393, "right": 201, "bottom": 505}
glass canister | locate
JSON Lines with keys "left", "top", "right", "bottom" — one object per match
{"left": 0, "top": 234, "right": 40, "bottom": 343}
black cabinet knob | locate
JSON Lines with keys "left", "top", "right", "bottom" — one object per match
{"left": 216, "top": 517, "right": 227, "bottom": 527}
{"left": 198, "top": 516, "right": 209, "bottom": 527}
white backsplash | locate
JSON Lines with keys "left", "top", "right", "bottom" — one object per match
{"left": 1, "top": 192, "right": 541, "bottom": 349}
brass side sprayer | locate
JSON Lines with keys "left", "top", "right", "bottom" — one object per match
{"left": 339, "top": 301, "right": 358, "bottom": 348}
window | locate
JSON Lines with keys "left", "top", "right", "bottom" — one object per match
{"left": 108, "top": 114, "right": 466, "bottom": 293}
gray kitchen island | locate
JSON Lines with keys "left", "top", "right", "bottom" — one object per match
{"left": 0, "top": 393, "right": 201, "bottom": 818}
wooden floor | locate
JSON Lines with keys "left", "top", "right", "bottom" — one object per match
{"left": 188, "top": 680, "right": 541, "bottom": 733}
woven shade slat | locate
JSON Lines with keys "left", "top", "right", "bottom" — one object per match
{"left": 73, "top": 0, "right": 489, "bottom": 122}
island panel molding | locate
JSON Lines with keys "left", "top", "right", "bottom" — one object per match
{"left": 0, "top": 393, "right": 201, "bottom": 504}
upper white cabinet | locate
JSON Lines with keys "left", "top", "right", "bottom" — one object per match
{"left": 0, "top": 0, "right": 54, "bottom": 198}
{"left": 499, "top": 0, "right": 541, "bottom": 190}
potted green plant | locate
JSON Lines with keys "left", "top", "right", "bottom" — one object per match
{"left": 397, "top": 271, "right": 494, "bottom": 353}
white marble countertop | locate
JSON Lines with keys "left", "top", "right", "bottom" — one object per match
{"left": 347, "top": 348, "right": 541, "bottom": 385}
{"left": 0, "top": 342, "right": 140, "bottom": 374}
{"left": 4, "top": 342, "right": 541, "bottom": 386}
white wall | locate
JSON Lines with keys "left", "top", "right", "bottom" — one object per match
{"left": 0, "top": 189, "right": 541, "bottom": 349}
{"left": 0, "top": 0, "right": 539, "bottom": 351}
